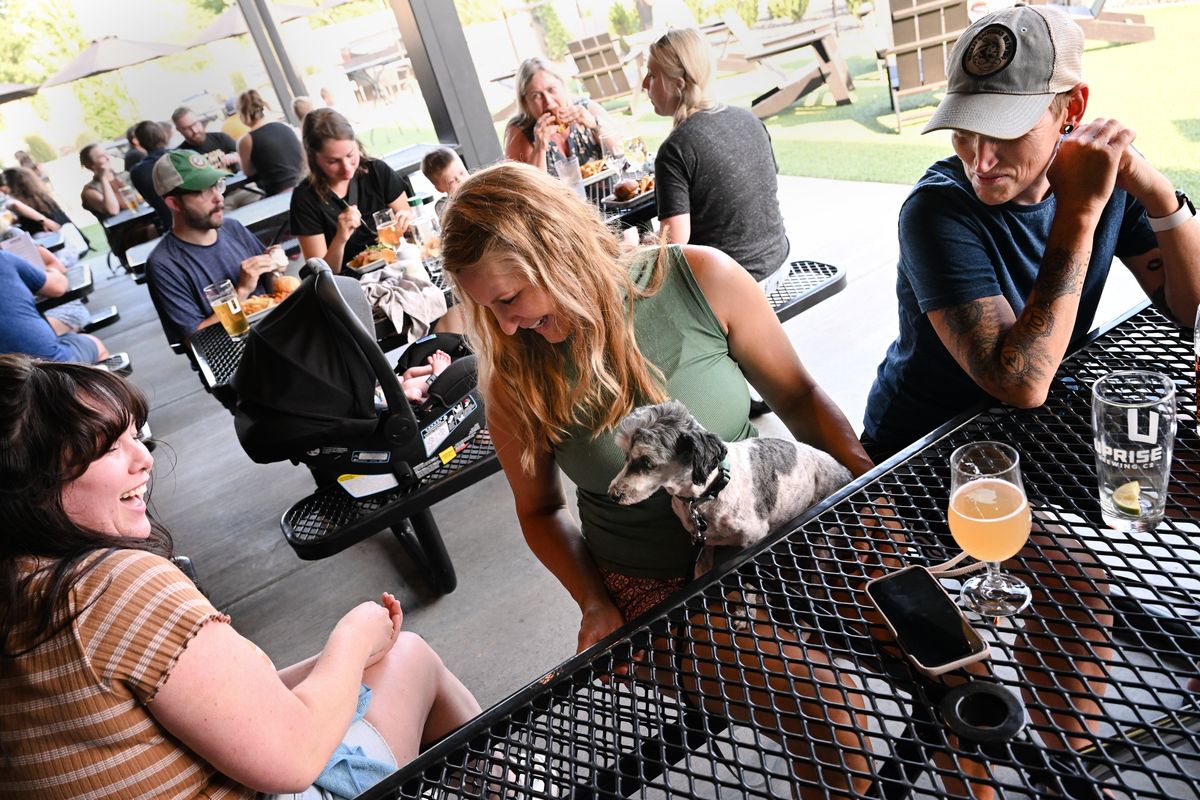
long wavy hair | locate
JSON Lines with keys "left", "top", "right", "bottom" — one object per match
{"left": 649, "top": 28, "right": 716, "bottom": 127}
{"left": 237, "top": 88, "right": 269, "bottom": 126}
{"left": 509, "top": 57, "right": 571, "bottom": 133}
{"left": 300, "top": 108, "right": 371, "bottom": 203}
{"left": 0, "top": 356, "right": 172, "bottom": 658}
{"left": 440, "top": 162, "right": 669, "bottom": 473}
{"left": 2, "top": 166, "right": 61, "bottom": 218}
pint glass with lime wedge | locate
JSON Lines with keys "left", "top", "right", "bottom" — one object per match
{"left": 1091, "top": 371, "right": 1176, "bottom": 532}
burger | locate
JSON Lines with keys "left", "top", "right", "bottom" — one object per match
{"left": 613, "top": 178, "right": 640, "bottom": 202}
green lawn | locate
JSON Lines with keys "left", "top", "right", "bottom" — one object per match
{"left": 559, "top": 4, "right": 1198, "bottom": 190}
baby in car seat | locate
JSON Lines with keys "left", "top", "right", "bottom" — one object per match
{"left": 399, "top": 350, "right": 451, "bottom": 403}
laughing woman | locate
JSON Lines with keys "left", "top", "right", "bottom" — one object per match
{"left": 441, "top": 161, "right": 875, "bottom": 798}
{"left": 0, "top": 355, "right": 480, "bottom": 799}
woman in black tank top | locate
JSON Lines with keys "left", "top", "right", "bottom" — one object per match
{"left": 235, "top": 89, "right": 304, "bottom": 196}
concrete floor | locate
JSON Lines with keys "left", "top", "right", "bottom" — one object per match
{"left": 88, "top": 174, "right": 1143, "bottom": 711}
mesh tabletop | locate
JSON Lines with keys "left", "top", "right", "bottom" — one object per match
{"left": 361, "top": 303, "right": 1200, "bottom": 800}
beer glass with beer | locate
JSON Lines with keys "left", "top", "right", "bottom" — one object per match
{"left": 373, "top": 209, "right": 401, "bottom": 249}
{"left": 948, "top": 441, "right": 1033, "bottom": 616}
{"left": 203, "top": 279, "right": 249, "bottom": 339}
{"left": 1092, "top": 371, "right": 1176, "bottom": 532}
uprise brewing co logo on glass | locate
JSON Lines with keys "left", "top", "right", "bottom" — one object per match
{"left": 1094, "top": 408, "right": 1165, "bottom": 466}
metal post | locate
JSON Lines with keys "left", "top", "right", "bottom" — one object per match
{"left": 251, "top": 0, "right": 308, "bottom": 101}
{"left": 239, "top": 0, "right": 298, "bottom": 125}
{"left": 387, "top": 0, "right": 503, "bottom": 169}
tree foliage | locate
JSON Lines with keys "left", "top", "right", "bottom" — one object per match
{"left": 72, "top": 73, "right": 138, "bottom": 141}
{"left": 684, "top": 0, "right": 757, "bottom": 27}
{"left": 768, "top": 0, "right": 810, "bottom": 22}
{"left": 609, "top": 1, "right": 640, "bottom": 37}
{"left": 531, "top": 3, "right": 570, "bottom": 60}
{"left": 0, "top": 0, "right": 86, "bottom": 84}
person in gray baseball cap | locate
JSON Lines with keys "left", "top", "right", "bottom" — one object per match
{"left": 864, "top": 3, "right": 1200, "bottom": 464}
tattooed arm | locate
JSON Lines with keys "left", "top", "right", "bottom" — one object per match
{"left": 928, "top": 222, "right": 1094, "bottom": 409}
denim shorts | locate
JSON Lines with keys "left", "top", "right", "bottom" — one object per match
{"left": 56, "top": 332, "right": 100, "bottom": 364}
{"left": 264, "top": 685, "right": 397, "bottom": 800}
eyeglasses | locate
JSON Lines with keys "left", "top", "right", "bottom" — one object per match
{"left": 202, "top": 179, "right": 226, "bottom": 197}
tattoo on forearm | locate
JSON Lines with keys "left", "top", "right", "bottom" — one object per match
{"left": 1035, "top": 247, "right": 1088, "bottom": 302}
{"left": 943, "top": 302, "right": 983, "bottom": 336}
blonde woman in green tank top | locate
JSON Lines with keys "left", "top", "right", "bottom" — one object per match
{"left": 442, "top": 163, "right": 875, "bottom": 797}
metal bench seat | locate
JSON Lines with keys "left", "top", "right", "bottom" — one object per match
{"left": 768, "top": 259, "right": 847, "bottom": 323}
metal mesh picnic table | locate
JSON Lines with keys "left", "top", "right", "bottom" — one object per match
{"left": 357, "top": 301, "right": 1200, "bottom": 800}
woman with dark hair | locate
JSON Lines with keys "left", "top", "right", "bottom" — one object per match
{"left": 2, "top": 166, "right": 69, "bottom": 235}
{"left": 289, "top": 108, "right": 413, "bottom": 271}
{"left": 235, "top": 88, "right": 304, "bottom": 196}
{"left": 0, "top": 355, "right": 481, "bottom": 799}
{"left": 79, "top": 143, "right": 124, "bottom": 221}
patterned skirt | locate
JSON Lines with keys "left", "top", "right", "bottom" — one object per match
{"left": 600, "top": 570, "right": 687, "bottom": 621}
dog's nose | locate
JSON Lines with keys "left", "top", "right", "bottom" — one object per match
{"left": 608, "top": 487, "right": 624, "bottom": 503}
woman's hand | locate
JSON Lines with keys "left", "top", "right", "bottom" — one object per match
{"left": 334, "top": 597, "right": 399, "bottom": 668}
{"left": 533, "top": 112, "right": 559, "bottom": 149}
{"left": 336, "top": 204, "right": 361, "bottom": 241}
{"left": 577, "top": 598, "right": 625, "bottom": 654}
{"left": 363, "top": 592, "right": 403, "bottom": 670}
{"left": 555, "top": 103, "right": 596, "bottom": 132}
{"left": 40, "top": 217, "right": 61, "bottom": 232}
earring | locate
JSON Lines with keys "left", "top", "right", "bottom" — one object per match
{"left": 1062, "top": 123, "right": 1074, "bottom": 134}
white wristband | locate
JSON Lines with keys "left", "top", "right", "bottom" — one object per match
{"left": 1149, "top": 191, "right": 1195, "bottom": 233}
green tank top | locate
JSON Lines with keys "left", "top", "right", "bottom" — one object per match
{"left": 553, "top": 245, "right": 755, "bottom": 578}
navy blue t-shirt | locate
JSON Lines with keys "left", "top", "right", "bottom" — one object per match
{"left": 864, "top": 156, "right": 1158, "bottom": 454}
{"left": 0, "top": 251, "right": 73, "bottom": 360}
{"left": 130, "top": 147, "right": 171, "bottom": 232}
{"left": 145, "top": 219, "right": 267, "bottom": 344}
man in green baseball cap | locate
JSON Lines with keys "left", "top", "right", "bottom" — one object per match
{"left": 146, "top": 150, "right": 285, "bottom": 346}
{"left": 863, "top": 4, "right": 1200, "bottom": 465}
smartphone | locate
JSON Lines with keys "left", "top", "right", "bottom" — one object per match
{"left": 865, "top": 566, "right": 991, "bottom": 677}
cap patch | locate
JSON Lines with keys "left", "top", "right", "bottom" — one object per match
{"left": 188, "top": 153, "right": 209, "bottom": 169}
{"left": 962, "top": 24, "right": 1017, "bottom": 78}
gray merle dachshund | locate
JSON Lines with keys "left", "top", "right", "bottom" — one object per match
{"left": 609, "top": 400, "right": 852, "bottom": 577}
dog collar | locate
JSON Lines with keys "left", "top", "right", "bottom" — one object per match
{"left": 686, "top": 458, "right": 731, "bottom": 543}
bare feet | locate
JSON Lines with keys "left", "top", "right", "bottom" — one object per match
{"left": 428, "top": 350, "right": 451, "bottom": 377}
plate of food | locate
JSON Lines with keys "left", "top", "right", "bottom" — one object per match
{"left": 243, "top": 274, "right": 301, "bottom": 322}
{"left": 344, "top": 244, "right": 397, "bottom": 278}
{"left": 602, "top": 175, "right": 655, "bottom": 209}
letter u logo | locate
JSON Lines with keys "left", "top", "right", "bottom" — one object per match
{"left": 1127, "top": 409, "right": 1159, "bottom": 444}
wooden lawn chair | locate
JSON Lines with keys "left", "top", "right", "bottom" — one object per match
{"left": 567, "top": 33, "right": 641, "bottom": 114}
{"left": 719, "top": 11, "right": 855, "bottom": 119}
{"left": 876, "top": 0, "right": 970, "bottom": 132}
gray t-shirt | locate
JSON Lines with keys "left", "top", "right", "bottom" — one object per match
{"left": 654, "top": 105, "right": 789, "bottom": 280}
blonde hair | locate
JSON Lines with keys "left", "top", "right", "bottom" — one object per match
{"left": 510, "top": 57, "right": 570, "bottom": 132}
{"left": 440, "top": 162, "right": 669, "bottom": 472}
{"left": 649, "top": 28, "right": 715, "bottom": 126}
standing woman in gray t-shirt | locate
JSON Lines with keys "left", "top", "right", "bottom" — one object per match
{"left": 646, "top": 29, "right": 790, "bottom": 286}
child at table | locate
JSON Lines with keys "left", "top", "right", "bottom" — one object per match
{"left": 420, "top": 148, "right": 469, "bottom": 221}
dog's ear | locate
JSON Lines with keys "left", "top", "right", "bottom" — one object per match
{"left": 678, "top": 429, "right": 727, "bottom": 486}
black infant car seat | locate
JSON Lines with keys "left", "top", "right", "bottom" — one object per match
{"left": 231, "top": 259, "right": 485, "bottom": 494}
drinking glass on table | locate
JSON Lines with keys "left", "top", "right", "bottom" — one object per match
{"left": 948, "top": 441, "right": 1033, "bottom": 617}
{"left": 373, "top": 209, "right": 401, "bottom": 248}
{"left": 602, "top": 137, "right": 625, "bottom": 173}
{"left": 623, "top": 137, "right": 647, "bottom": 176}
{"left": 203, "top": 279, "right": 249, "bottom": 339}
{"left": 1091, "top": 370, "right": 1176, "bottom": 533}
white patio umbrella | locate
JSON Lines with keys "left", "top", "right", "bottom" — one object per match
{"left": 187, "top": 2, "right": 321, "bottom": 48}
{"left": 41, "top": 37, "right": 183, "bottom": 88}
{"left": 0, "top": 83, "right": 39, "bottom": 104}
